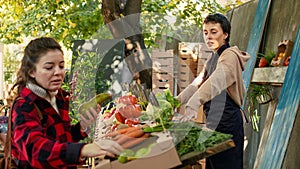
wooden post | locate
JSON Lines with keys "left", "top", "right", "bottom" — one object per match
{"left": 253, "top": 100, "right": 277, "bottom": 168}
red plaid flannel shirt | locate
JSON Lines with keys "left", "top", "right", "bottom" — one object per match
{"left": 11, "top": 87, "right": 87, "bottom": 169}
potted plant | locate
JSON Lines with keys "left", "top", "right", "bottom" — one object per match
{"left": 246, "top": 83, "right": 273, "bottom": 132}
{"left": 257, "top": 49, "right": 276, "bottom": 68}
{"left": 248, "top": 83, "right": 273, "bottom": 104}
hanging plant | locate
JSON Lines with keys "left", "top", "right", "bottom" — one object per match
{"left": 246, "top": 83, "right": 273, "bottom": 132}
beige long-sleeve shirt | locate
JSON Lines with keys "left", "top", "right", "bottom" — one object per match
{"left": 178, "top": 46, "right": 250, "bottom": 112}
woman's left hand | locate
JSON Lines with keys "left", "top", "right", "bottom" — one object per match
{"left": 80, "top": 106, "right": 100, "bottom": 133}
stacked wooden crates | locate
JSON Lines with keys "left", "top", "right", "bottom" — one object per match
{"left": 177, "top": 42, "right": 211, "bottom": 93}
{"left": 152, "top": 49, "right": 174, "bottom": 94}
{"left": 177, "top": 42, "right": 211, "bottom": 125}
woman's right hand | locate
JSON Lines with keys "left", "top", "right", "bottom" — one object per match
{"left": 81, "top": 139, "right": 123, "bottom": 158}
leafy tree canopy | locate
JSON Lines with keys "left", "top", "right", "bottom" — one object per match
{"left": 0, "top": 0, "right": 238, "bottom": 48}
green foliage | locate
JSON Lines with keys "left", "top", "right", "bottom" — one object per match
{"left": 0, "top": 0, "right": 103, "bottom": 49}
{"left": 258, "top": 49, "right": 276, "bottom": 65}
{"left": 155, "top": 89, "right": 181, "bottom": 109}
{"left": 1, "top": 0, "right": 227, "bottom": 49}
{"left": 246, "top": 83, "right": 272, "bottom": 132}
{"left": 2, "top": 46, "right": 22, "bottom": 83}
{"left": 141, "top": 0, "right": 226, "bottom": 47}
{"left": 68, "top": 50, "right": 110, "bottom": 123}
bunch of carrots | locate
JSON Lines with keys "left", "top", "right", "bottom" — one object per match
{"left": 105, "top": 126, "right": 150, "bottom": 149}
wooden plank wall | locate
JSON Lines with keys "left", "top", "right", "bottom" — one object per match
{"left": 281, "top": 107, "right": 300, "bottom": 168}
{"left": 227, "top": 0, "right": 300, "bottom": 168}
{"left": 241, "top": 0, "right": 271, "bottom": 101}
{"left": 264, "top": 0, "right": 300, "bottom": 52}
{"left": 257, "top": 27, "right": 300, "bottom": 169}
{"left": 229, "top": 0, "right": 258, "bottom": 51}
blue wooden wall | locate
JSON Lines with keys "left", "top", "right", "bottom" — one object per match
{"left": 258, "top": 26, "right": 300, "bottom": 169}
{"left": 242, "top": 0, "right": 271, "bottom": 109}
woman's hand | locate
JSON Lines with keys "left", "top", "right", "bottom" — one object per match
{"left": 79, "top": 106, "right": 99, "bottom": 133}
{"left": 95, "top": 139, "right": 123, "bottom": 155}
{"left": 81, "top": 139, "right": 123, "bottom": 158}
{"left": 179, "top": 106, "right": 198, "bottom": 122}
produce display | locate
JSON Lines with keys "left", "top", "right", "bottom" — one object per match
{"left": 93, "top": 89, "right": 233, "bottom": 165}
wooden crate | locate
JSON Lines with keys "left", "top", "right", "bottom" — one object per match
{"left": 178, "top": 42, "right": 200, "bottom": 61}
{"left": 197, "top": 44, "right": 211, "bottom": 75}
{"left": 270, "top": 40, "right": 294, "bottom": 66}
{"left": 178, "top": 58, "right": 198, "bottom": 75}
{"left": 152, "top": 57, "right": 174, "bottom": 73}
{"left": 177, "top": 78, "right": 191, "bottom": 92}
{"left": 152, "top": 71, "right": 174, "bottom": 94}
{"left": 177, "top": 42, "right": 209, "bottom": 93}
{"left": 152, "top": 49, "right": 174, "bottom": 58}
{"left": 152, "top": 49, "right": 174, "bottom": 94}
{"left": 177, "top": 57, "right": 197, "bottom": 93}
{"left": 197, "top": 50, "right": 212, "bottom": 75}
{"left": 178, "top": 65, "right": 197, "bottom": 79}
{"left": 152, "top": 49, "right": 174, "bottom": 73}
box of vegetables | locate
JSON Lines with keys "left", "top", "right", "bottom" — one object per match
{"left": 92, "top": 89, "right": 234, "bottom": 169}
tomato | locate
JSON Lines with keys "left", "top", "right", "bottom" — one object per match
{"left": 111, "top": 124, "right": 119, "bottom": 131}
{"left": 259, "top": 58, "right": 268, "bottom": 67}
{"left": 118, "top": 104, "right": 142, "bottom": 118}
{"left": 115, "top": 112, "right": 126, "bottom": 123}
{"left": 134, "top": 104, "right": 142, "bottom": 111}
{"left": 116, "top": 95, "right": 137, "bottom": 105}
{"left": 285, "top": 56, "right": 291, "bottom": 66}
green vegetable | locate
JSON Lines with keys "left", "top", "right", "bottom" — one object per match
{"left": 155, "top": 89, "right": 181, "bottom": 108}
{"left": 135, "top": 147, "right": 151, "bottom": 158}
{"left": 155, "top": 99, "right": 174, "bottom": 124}
{"left": 165, "top": 122, "right": 233, "bottom": 157}
{"left": 118, "top": 149, "right": 136, "bottom": 163}
{"left": 142, "top": 122, "right": 174, "bottom": 132}
{"left": 79, "top": 93, "right": 112, "bottom": 114}
{"left": 118, "top": 156, "right": 127, "bottom": 163}
{"left": 140, "top": 89, "right": 180, "bottom": 125}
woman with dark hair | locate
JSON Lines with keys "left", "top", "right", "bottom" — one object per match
{"left": 178, "top": 13, "right": 250, "bottom": 169}
{"left": 10, "top": 37, "right": 122, "bottom": 168}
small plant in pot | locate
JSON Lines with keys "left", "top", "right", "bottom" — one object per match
{"left": 258, "top": 50, "right": 276, "bottom": 67}
{"left": 246, "top": 83, "right": 273, "bottom": 132}
{"left": 248, "top": 83, "right": 273, "bottom": 104}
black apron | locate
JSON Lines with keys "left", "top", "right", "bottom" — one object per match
{"left": 203, "top": 44, "right": 244, "bottom": 169}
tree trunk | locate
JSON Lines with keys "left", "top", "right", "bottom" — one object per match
{"left": 101, "top": 0, "right": 152, "bottom": 89}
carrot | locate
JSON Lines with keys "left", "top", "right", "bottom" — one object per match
{"left": 105, "top": 126, "right": 139, "bottom": 138}
{"left": 121, "top": 133, "right": 150, "bottom": 149}
{"left": 116, "top": 128, "right": 144, "bottom": 144}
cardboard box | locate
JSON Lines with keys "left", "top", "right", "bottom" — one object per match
{"left": 95, "top": 133, "right": 182, "bottom": 169}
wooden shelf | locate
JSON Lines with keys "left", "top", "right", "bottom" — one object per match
{"left": 251, "top": 67, "right": 287, "bottom": 83}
